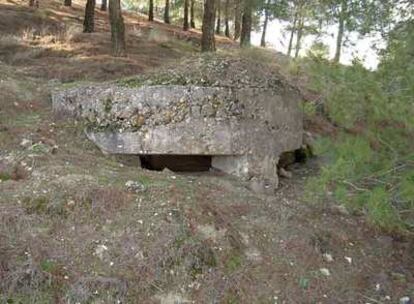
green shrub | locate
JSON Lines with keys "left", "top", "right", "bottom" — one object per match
{"left": 366, "top": 187, "right": 402, "bottom": 232}
{"left": 299, "top": 24, "right": 414, "bottom": 233}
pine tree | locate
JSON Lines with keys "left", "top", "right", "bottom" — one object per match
{"left": 190, "top": 0, "right": 196, "bottom": 28}
{"left": 287, "top": 11, "right": 298, "bottom": 56}
{"left": 164, "top": 0, "right": 170, "bottom": 23}
{"left": 148, "top": 0, "right": 154, "bottom": 21}
{"left": 240, "top": 0, "right": 252, "bottom": 47}
{"left": 83, "top": 0, "right": 96, "bottom": 33}
{"left": 29, "top": 0, "right": 38, "bottom": 8}
{"left": 109, "top": 0, "right": 126, "bottom": 57}
{"left": 183, "top": 0, "right": 190, "bottom": 30}
{"left": 234, "top": 0, "right": 241, "bottom": 40}
{"left": 216, "top": 0, "right": 221, "bottom": 34}
{"left": 284, "top": 0, "right": 319, "bottom": 58}
{"left": 333, "top": 0, "right": 347, "bottom": 63}
{"left": 201, "top": 0, "right": 216, "bottom": 51}
{"left": 294, "top": 14, "right": 304, "bottom": 58}
{"left": 101, "top": 0, "right": 107, "bottom": 11}
{"left": 318, "top": 0, "right": 391, "bottom": 63}
{"left": 260, "top": 0, "right": 270, "bottom": 47}
{"left": 224, "top": 0, "right": 230, "bottom": 37}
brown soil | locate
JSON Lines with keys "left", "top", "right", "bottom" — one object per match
{"left": 0, "top": 1, "right": 413, "bottom": 303}
{"left": 0, "top": 0, "right": 234, "bottom": 82}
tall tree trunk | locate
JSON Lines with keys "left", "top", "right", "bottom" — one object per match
{"left": 260, "top": 0, "right": 270, "bottom": 47}
{"left": 190, "top": 0, "right": 195, "bottom": 28}
{"left": 183, "top": 0, "right": 189, "bottom": 30}
{"left": 109, "top": 0, "right": 126, "bottom": 57}
{"left": 29, "top": 0, "right": 38, "bottom": 7}
{"left": 164, "top": 0, "right": 170, "bottom": 23}
{"left": 215, "top": 0, "right": 221, "bottom": 34}
{"left": 294, "top": 16, "right": 304, "bottom": 58}
{"left": 64, "top": 0, "right": 71, "bottom": 7}
{"left": 100, "top": 0, "right": 107, "bottom": 11}
{"left": 240, "top": 0, "right": 252, "bottom": 47}
{"left": 224, "top": 0, "right": 230, "bottom": 37}
{"left": 334, "top": 0, "right": 347, "bottom": 63}
{"left": 83, "top": 0, "right": 96, "bottom": 33}
{"left": 233, "top": 0, "right": 241, "bottom": 40}
{"left": 148, "top": 0, "right": 154, "bottom": 21}
{"left": 287, "top": 12, "right": 298, "bottom": 57}
{"left": 201, "top": 0, "right": 216, "bottom": 52}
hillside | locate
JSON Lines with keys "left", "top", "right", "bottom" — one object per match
{"left": 0, "top": 0, "right": 235, "bottom": 82}
{"left": 0, "top": 1, "right": 413, "bottom": 303}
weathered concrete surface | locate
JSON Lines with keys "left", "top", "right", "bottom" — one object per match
{"left": 52, "top": 55, "right": 303, "bottom": 193}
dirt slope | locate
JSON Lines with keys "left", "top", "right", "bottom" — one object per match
{"left": 0, "top": 0, "right": 234, "bottom": 82}
{"left": 0, "top": 1, "right": 413, "bottom": 303}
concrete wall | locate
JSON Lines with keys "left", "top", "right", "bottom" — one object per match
{"left": 52, "top": 78, "right": 303, "bottom": 193}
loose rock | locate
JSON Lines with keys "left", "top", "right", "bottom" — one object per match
{"left": 320, "top": 268, "right": 331, "bottom": 276}
{"left": 279, "top": 168, "right": 293, "bottom": 179}
{"left": 323, "top": 253, "right": 334, "bottom": 262}
{"left": 400, "top": 297, "right": 411, "bottom": 304}
{"left": 125, "top": 180, "right": 146, "bottom": 193}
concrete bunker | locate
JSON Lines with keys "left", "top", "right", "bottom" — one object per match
{"left": 52, "top": 55, "right": 304, "bottom": 193}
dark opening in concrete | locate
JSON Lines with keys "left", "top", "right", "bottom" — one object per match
{"left": 140, "top": 155, "right": 212, "bottom": 172}
{"left": 278, "top": 147, "right": 311, "bottom": 169}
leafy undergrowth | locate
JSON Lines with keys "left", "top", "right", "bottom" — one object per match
{"left": 233, "top": 46, "right": 414, "bottom": 234}
{"left": 294, "top": 28, "right": 414, "bottom": 234}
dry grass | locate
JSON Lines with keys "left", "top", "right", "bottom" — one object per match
{"left": 0, "top": 162, "right": 28, "bottom": 181}
{"left": 1, "top": 118, "right": 414, "bottom": 302}
{"left": 0, "top": 0, "right": 236, "bottom": 82}
{"left": 0, "top": 0, "right": 413, "bottom": 302}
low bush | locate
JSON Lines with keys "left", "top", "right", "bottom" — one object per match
{"left": 300, "top": 21, "right": 414, "bottom": 233}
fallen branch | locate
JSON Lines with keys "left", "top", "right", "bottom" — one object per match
{"left": 342, "top": 180, "right": 368, "bottom": 192}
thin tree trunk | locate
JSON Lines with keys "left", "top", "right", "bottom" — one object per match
{"left": 190, "top": 0, "right": 195, "bottom": 28}
{"left": 215, "top": 0, "right": 221, "bottom": 34}
{"left": 334, "top": 0, "right": 347, "bottom": 63}
{"left": 294, "top": 16, "right": 304, "bottom": 58}
{"left": 29, "top": 0, "right": 38, "bottom": 7}
{"left": 83, "top": 0, "right": 96, "bottom": 33}
{"left": 64, "top": 0, "right": 71, "bottom": 7}
{"left": 240, "top": 0, "right": 252, "bottom": 47}
{"left": 233, "top": 0, "right": 241, "bottom": 40}
{"left": 201, "top": 0, "right": 216, "bottom": 52}
{"left": 148, "top": 0, "right": 154, "bottom": 21}
{"left": 287, "top": 12, "right": 297, "bottom": 57}
{"left": 260, "top": 0, "right": 270, "bottom": 47}
{"left": 183, "top": 0, "right": 189, "bottom": 30}
{"left": 109, "top": 0, "right": 126, "bottom": 57}
{"left": 164, "top": 0, "right": 170, "bottom": 23}
{"left": 224, "top": 0, "right": 230, "bottom": 37}
{"left": 100, "top": 0, "right": 107, "bottom": 11}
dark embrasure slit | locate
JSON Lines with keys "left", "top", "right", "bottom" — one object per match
{"left": 139, "top": 155, "right": 212, "bottom": 172}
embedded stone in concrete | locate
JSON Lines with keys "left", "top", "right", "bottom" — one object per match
{"left": 52, "top": 56, "right": 303, "bottom": 193}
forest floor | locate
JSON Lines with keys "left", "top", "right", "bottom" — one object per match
{"left": 0, "top": 0, "right": 413, "bottom": 303}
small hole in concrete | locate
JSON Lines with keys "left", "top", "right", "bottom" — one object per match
{"left": 278, "top": 147, "right": 312, "bottom": 169}
{"left": 140, "top": 155, "right": 212, "bottom": 172}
